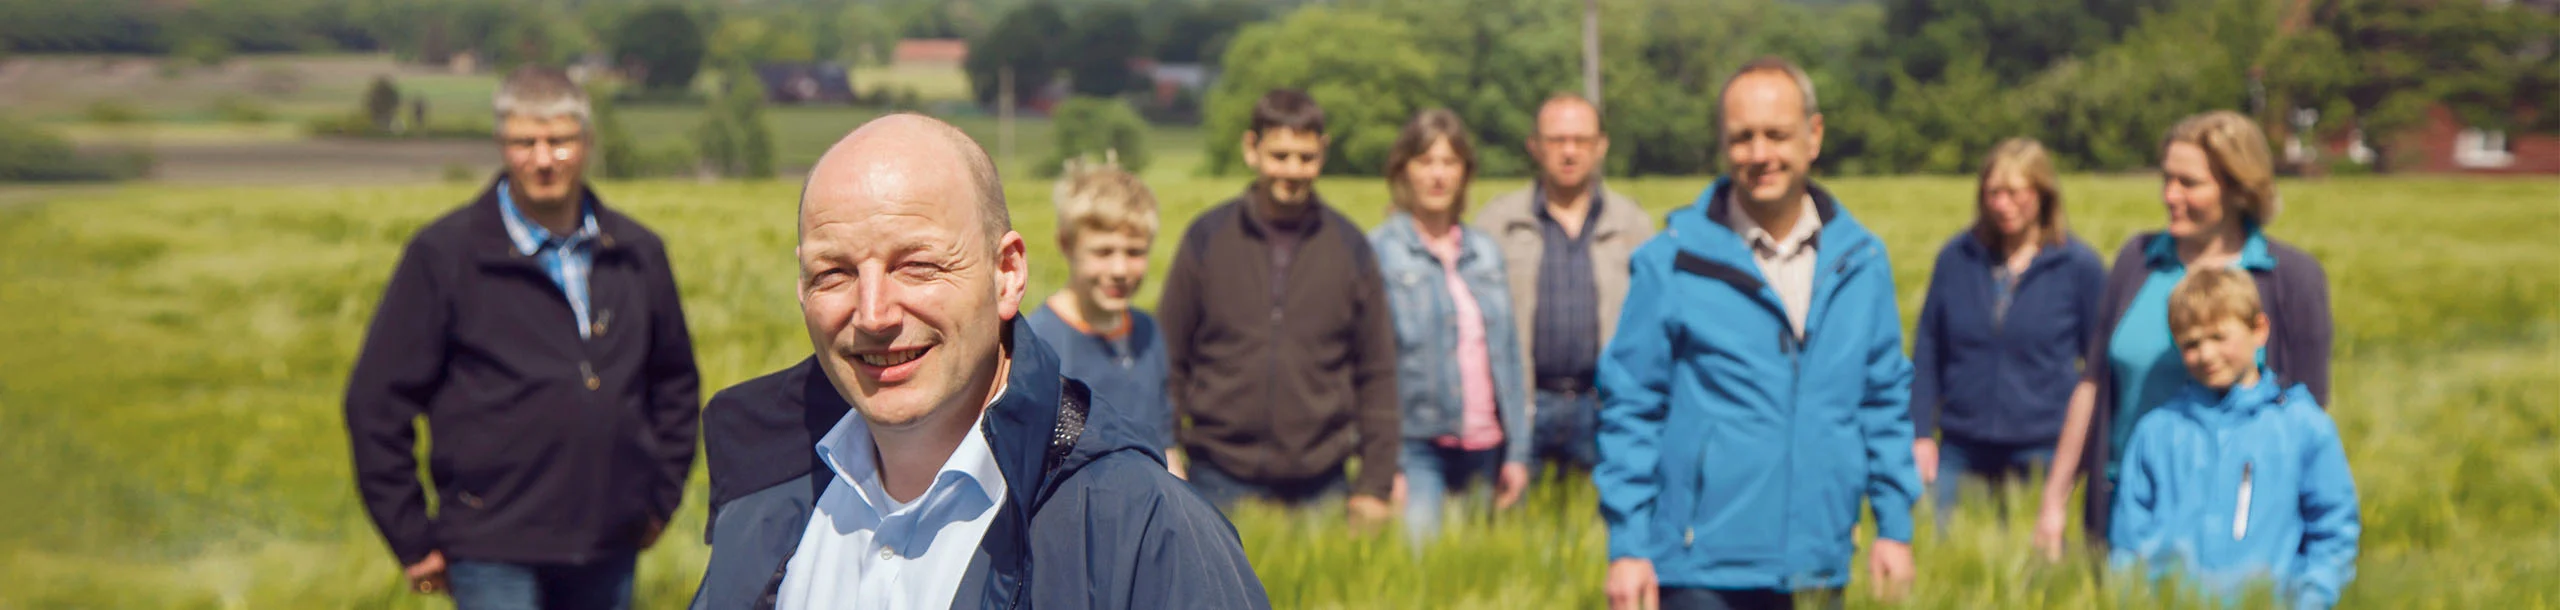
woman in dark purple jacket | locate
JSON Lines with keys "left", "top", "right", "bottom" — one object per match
{"left": 2033, "top": 111, "right": 2334, "bottom": 559}
{"left": 1911, "top": 138, "right": 2105, "bottom": 528}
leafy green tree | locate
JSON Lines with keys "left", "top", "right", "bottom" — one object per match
{"left": 1152, "top": 0, "right": 1264, "bottom": 64}
{"left": 2262, "top": 0, "right": 2560, "bottom": 170}
{"left": 709, "top": 16, "right": 818, "bottom": 67}
{"left": 965, "top": 2, "right": 1069, "bottom": 105}
{"left": 616, "top": 5, "right": 707, "bottom": 93}
{"left": 1046, "top": 96, "right": 1152, "bottom": 177}
{"left": 1350, "top": 0, "right": 1578, "bottom": 177}
{"left": 1064, "top": 2, "right": 1148, "bottom": 96}
{"left": 364, "top": 76, "right": 402, "bottom": 132}
{"left": 693, "top": 69, "right": 775, "bottom": 179}
{"left": 1202, "top": 6, "right": 1438, "bottom": 177}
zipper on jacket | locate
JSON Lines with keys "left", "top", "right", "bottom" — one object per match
{"left": 2233, "top": 461, "right": 2252, "bottom": 540}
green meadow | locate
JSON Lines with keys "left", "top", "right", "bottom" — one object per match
{"left": 2, "top": 174, "right": 2554, "bottom": 608}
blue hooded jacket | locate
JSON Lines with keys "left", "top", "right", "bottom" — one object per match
{"left": 1595, "top": 178, "right": 1920, "bottom": 591}
{"left": 2110, "top": 370, "right": 2360, "bottom": 610}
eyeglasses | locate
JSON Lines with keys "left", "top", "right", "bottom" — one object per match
{"left": 503, "top": 135, "right": 584, "bottom": 160}
{"left": 1537, "top": 135, "right": 1602, "bottom": 150}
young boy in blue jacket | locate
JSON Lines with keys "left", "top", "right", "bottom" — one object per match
{"left": 2110, "top": 267, "right": 2360, "bottom": 609}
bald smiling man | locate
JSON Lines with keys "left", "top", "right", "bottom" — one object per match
{"left": 692, "top": 115, "right": 1270, "bottom": 610}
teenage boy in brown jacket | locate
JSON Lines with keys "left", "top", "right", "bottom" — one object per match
{"left": 1160, "top": 89, "right": 1398, "bottom": 526}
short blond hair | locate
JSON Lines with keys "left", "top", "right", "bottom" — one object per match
{"left": 2164, "top": 111, "right": 2280, "bottom": 227}
{"left": 2168, "top": 266, "right": 2265, "bottom": 336}
{"left": 1052, "top": 154, "right": 1158, "bottom": 247}
{"left": 1974, "top": 137, "right": 2070, "bottom": 250}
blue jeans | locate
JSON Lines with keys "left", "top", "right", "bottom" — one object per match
{"left": 1532, "top": 388, "right": 1599, "bottom": 475}
{"left": 1660, "top": 587, "right": 1844, "bottom": 610}
{"left": 1185, "top": 458, "right": 1348, "bottom": 511}
{"left": 1398, "top": 439, "right": 1503, "bottom": 542}
{"left": 1930, "top": 436, "right": 2056, "bottom": 527}
{"left": 446, "top": 553, "right": 636, "bottom": 610}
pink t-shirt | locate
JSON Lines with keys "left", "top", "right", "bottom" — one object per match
{"left": 1421, "top": 225, "right": 1504, "bottom": 451}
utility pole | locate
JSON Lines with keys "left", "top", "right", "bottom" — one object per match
{"left": 1583, "top": 0, "right": 1601, "bottom": 110}
{"left": 998, "top": 66, "right": 1016, "bottom": 167}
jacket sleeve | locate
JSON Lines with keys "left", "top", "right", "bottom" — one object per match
{"left": 1160, "top": 229, "right": 1202, "bottom": 443}
{"left": 2106, "top": 420, "right": 2166, "bottom": 570}
{"left": 1857, "top": 257, "right": 1921, "bottom": 543}
{"left": 1909, "top": 252, "right": 1949, "bottom": 440}
{"left": 2291, "top": 407, "right": 2360, "bottom": 610}
{"left": 1349, "top": 245, "right": 1402, "bottom": 500}
{"left": 1031, "top": 458, "right": 1275, "bottom": 610}
{"left": 1595, "top": 247, "right": 1674, "bottom": 560}
{"left": 641, "top": 243, "right": 703, "bottom": 523}
{"left": 342, "top": 238, "right": 450, "bottom": 566}
{"left": 2285, "top": 257, "right": 2335, "bottom": 407}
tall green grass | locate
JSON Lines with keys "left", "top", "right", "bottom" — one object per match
{"left": 1, "top": 175, "right": 2554, "bottom": 608}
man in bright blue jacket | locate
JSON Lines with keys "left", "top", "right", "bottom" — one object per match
{"left": 1598, "top": 57, "right": 1920, "bottom": 610}
{"left": 2109, "top": 267, "right": 2359, "bottom": 610}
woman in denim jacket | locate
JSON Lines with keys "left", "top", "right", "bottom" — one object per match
{"left": 1368, "top": 109, "right": 1534, "bottom": 543}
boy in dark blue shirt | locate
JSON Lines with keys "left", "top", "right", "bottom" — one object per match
{"left": 1026, "top": 158, "right": 1181, "bottom": 475}
{"left": 2110, "top": 266, "right": 2359, "bottom": 609}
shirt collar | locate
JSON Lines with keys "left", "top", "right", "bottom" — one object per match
{"left": 2142, "top": 223, "right": 2276, "bottom": 271}
{"left": 496, "top": 178, "right": 600, "bottom": 256}
{"left": 811, "top": 379, "right": 1012, "bottom": 521}
{"left": 1531, "top": 180, "right": 1607, "bottom": 228}
{"left": 1722, "top": 192, "right": 1822, "bottom": 258}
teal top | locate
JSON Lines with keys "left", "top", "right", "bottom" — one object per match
{"left": 2102, "top": 226, "right": 2276, "bottom": 477}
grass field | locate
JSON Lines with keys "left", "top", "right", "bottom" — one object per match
{"left": 1, "top": 174, "right": 2555, "bottom": 608}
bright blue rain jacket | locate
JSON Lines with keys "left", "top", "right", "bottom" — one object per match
{"left": 1595, "top": 178, "right": 1920, "bottom": 591}
{"left": 2110, "top": 369, "right": 2360, "bottom": 610}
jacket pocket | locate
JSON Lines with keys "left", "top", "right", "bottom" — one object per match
{"left": 1686, "top": 423, "right": 1787, "bottom": 559}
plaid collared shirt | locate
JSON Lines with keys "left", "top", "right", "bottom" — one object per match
{"left": 496, "top": 180, "right": 601, "bottom": 339}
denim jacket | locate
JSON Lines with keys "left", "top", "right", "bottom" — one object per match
{"left": 1368, "top": 213, "right": 1534, "bottom": 465}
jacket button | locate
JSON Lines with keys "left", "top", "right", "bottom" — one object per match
{"left": 581, "top": 361, "right": 600, "bottom": 390}
{"left": 1683, "top": 528, "right": 1695, "bottom": 547}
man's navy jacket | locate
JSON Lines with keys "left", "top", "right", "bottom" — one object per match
{"left": 691, "top": 320, "right": 1272, "bottom": 609}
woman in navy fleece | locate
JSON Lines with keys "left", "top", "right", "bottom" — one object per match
{"left": 1910, "top": 138, "right": 2105, "bottom": 529}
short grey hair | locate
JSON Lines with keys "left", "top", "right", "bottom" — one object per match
{"left": 491, "top": 65, "right": 591, "bottom": 136}
{"left": 1715, "top": 56, "right": 1820, "bottom": 132}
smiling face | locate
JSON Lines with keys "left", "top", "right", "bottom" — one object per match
{"left": 498, "top": 114, "right": 588, "bottom": 207}
{"left": 1244, "top": 127, "right": 1326, "bottom": 208}
{"left": 2161, "top": 142, "right": 2235, "bottom": 241}
{"left": 1402, "top": 137, "right": 1468, "bottom": 219}
{"left": 1719, "top": 71, "right": 1824, "bottom": 209}
{"left": 798, "top": 121, "right": 1028, "bottom": 430}
{"left": 1980, "top": 170, "right": 2044, "bottom": 244}
{"left": 2176, "top": 314, "right": 2269, "bottom": 391}
{"left": 1064, "top": 227, "right": 1150, "bottom": 318}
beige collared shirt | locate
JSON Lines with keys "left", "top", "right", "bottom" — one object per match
{"left": 1724, "top": 194, "right": 1822, "bottom": 337}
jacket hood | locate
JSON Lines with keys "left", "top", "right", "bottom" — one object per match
{"left": 1663, "top": 177, "right": 1881, "bottom": 273}
{"left": 2168, "top": 366, "right": 2289, "bottom": 428}
{"left": 999, "top": 318, "right": 1165, "bottom": 515}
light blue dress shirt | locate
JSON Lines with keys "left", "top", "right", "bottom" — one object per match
{"left": 495, "top": 179, "right": 601, "bottom": 339}
{"left": 778, "top": 384, "right": 1010, "bottom": 610}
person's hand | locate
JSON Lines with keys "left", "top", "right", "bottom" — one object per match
{"left": 1346, "top": 494, "right": 1394, "bottom": 532}
{"left": 1390, "top": 474, "right": 1409, "bottom": 512}
{"left": 1868, "top": 539, "right": 1914, "bottom": 601}
{"left": 1912, "top": 438, "right": 1940, "bottom": 487}
{"left": 2033, "top": 501, "right": 2070, "bottom": 561}
{"left": 404, "top": 550, "right": 449, "bottom": 596}
{"left": 1166, "top": 448, "right": 1187, "bottom": 480}
{"left": 1494, "top": 463, "right": 1530, "bottom": 510}
{"left": 1605, "top": 557, "right": 1659, "bottom": 610}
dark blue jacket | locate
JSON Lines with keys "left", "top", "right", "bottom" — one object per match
{"left": 691, "top": 320, "right": 1271, "bottom": 609}
{"left": 1596, "top": 178, "right": 1919, "bottom": 591}
{"left": 1910, "top": 231, "right": 2105, "bottom": 445}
